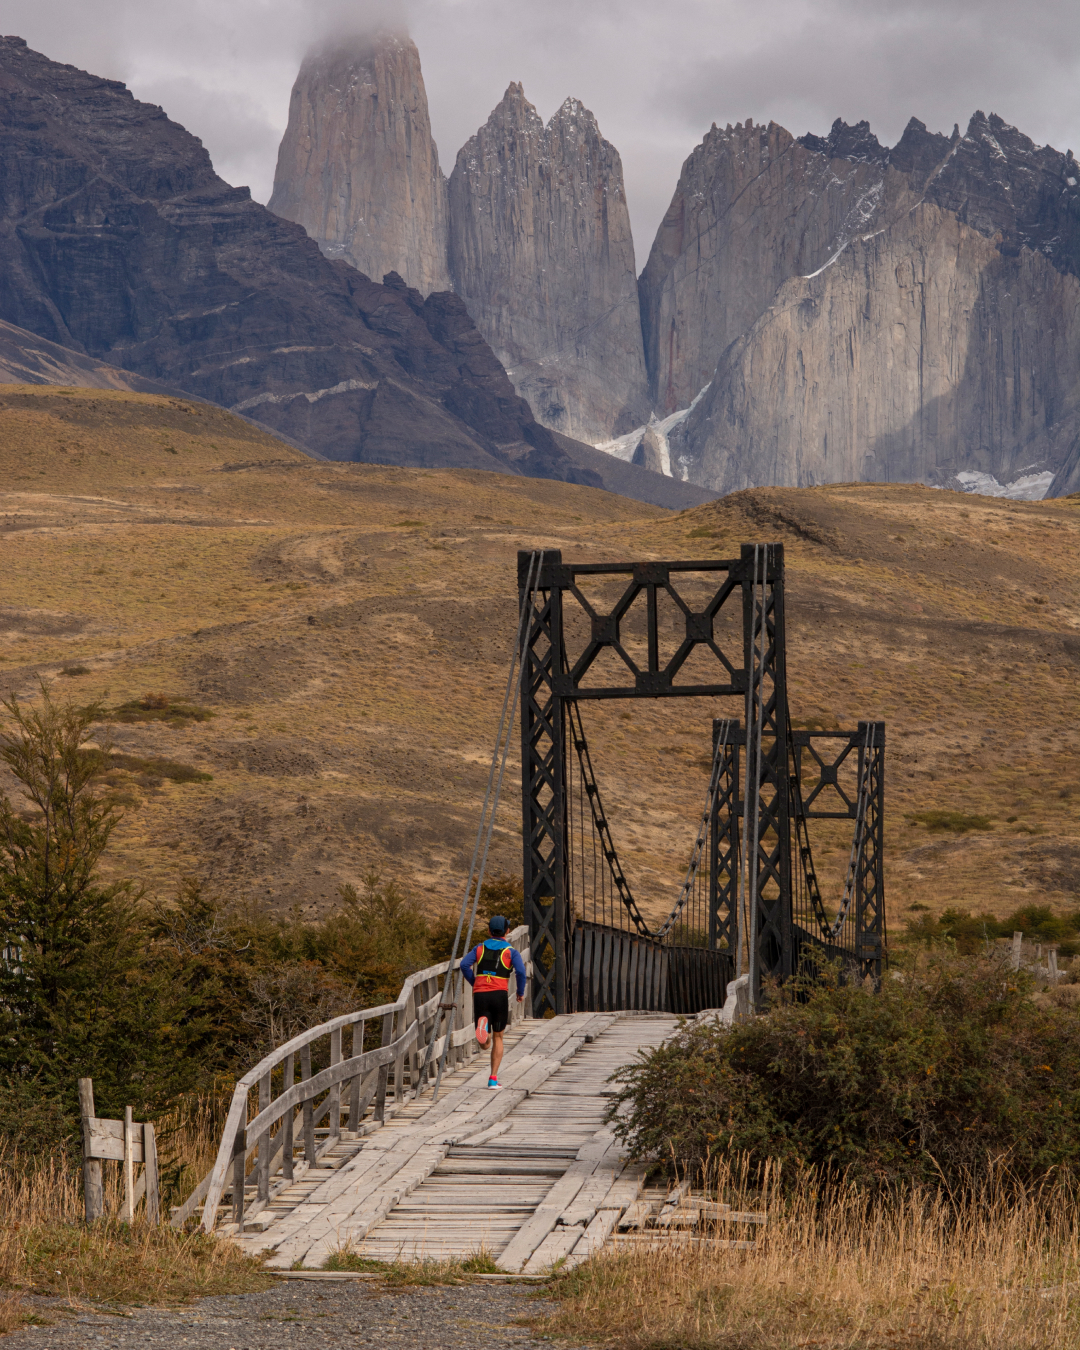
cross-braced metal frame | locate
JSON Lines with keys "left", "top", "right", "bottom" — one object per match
{"left": 710, "top": 721, "right": 887, "bottom": 989}
{"left": 519, "top": 544, "right": 886, "bottom": 1014}
{"left": 519, "top": 545, "right": 798, "bottom": 1015}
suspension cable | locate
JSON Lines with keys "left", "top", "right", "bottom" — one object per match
{"left": 414, "top": 549, "right": 543, "bottom": 1101}
{"left": 743, "top": 544, "right": 768, "bottom": 994}
{"left": 568, "top": 704, "right": 731, "bottom": 941}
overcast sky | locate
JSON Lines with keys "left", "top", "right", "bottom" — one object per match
{"left": 7, "top": 0, "right": 1080, "bottom": 259}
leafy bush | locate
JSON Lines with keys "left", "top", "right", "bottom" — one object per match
{"left": 607, "top": 955, "right": 1080, "bottom": 1190}
{"left": 906, "top": 904, "right": 1080, "bottom": 955}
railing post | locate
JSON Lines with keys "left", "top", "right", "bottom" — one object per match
{"left": 301, "top": 1043, "right": 315, "bottom": 1165}
{"left": 374, "top": 1011, "right": 393, "bottom": 1123}
{"left": 348, "top": 1020, "right": 364, "bottom": 1130}
{"left": 394, "top": 995, "right": 411, "bottom": 1103}
{"left": 329, "top": 1027, "right": 342, "bottom": 1141}
{"left": 282, "top": 1053, "right": 295, "bottom": 1180}
{"left": 257, "top": 1072, "right": 272, "bottom": 1201}
{"left": 122, "top": 1106, "right": 134, "bottom": 1224}
{"left": 231, "top": 1122, "right": 247, "bottom": 1225}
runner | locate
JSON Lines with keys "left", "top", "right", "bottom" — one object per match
{"left": 459, "top": 915, "right": 527, "bottom": 1090}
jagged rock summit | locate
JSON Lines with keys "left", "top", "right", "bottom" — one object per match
{"left": 447, "top": 84, "right": 651, "bottom": 445}
{"left": 268, "top": 43, "right": 652, "bottom": 447}
{"left": 269, "top": 32, "right": 450, "bottom": 296}
{"left": 0, "top": 35, "right": 595, "bottom": 485}
{"left": 640, "top": 111, "right": 1080, "bottom": 496}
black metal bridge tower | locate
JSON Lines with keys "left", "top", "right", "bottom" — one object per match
{"left": 518, "top": 545, "right": 885, "bottom": 1018}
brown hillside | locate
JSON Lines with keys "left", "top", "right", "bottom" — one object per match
{"left": 1, "top": 385, "right": 1077, "bottom": 937}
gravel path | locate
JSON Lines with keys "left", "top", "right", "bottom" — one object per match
{"left": 4, "top": 1278, "right": 573, "bottom": 1349}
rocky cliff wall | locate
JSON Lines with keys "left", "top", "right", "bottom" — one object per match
{"left": 637, "top": 118, "right": 928, "bottom": 415}
{"left": 447, "top": 84, "right": 650, "bottom": 445}
{"left": 667, "top": 204, "right": 1080, "bottom": 495}
{"left": 645, "top": 110, "right": 1080, "bottom": 496}
{"left": 268, "top": 34, "right": 450, "bottom": 295}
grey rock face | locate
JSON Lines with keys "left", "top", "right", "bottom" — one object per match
{"left": 448, "top": 84, "right": 650, "bottom": 444}
{"left": 268, "top": 33, "right": 451, "bottom": 295}
{"left": 638, "top": 118, "right": 913, "bottom": 415}
{"left": 667, "top": 203, "right": 1080, "bottom": 494}
{"left": 644, "top": 111, "right": 1080, "bottom": 496}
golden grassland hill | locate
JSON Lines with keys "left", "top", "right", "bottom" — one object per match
{"left": 1, "top": 383, "right": 1078, "bottom": 938}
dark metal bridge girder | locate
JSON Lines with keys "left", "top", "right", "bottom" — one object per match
{"left": 518, "top": 544, "right": 886, "bottom": 1016}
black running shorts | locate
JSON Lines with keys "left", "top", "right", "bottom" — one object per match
{"left": 473, "top": 989, "right": 509, "bottom": 1033}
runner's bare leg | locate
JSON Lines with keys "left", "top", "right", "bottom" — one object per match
{"left": 490, "top": 1030, "right": 505, "bottom": 1080}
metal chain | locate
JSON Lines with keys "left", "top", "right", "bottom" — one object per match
{"left": 827, "top": 722, "right": 875, "bottom": 941}
{"left": 569, "top": 704, "right": 731, "bottom": 941}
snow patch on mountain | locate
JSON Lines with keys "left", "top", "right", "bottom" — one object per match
{"left": 595, "top": 383, "right": 712, "bottom": 478}
{"left": 944, "top": 470, "right": 1054, "bottom": 501}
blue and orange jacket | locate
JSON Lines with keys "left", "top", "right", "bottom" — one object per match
{"left": 460, "top": 939, "right": 527, "bottom": 995}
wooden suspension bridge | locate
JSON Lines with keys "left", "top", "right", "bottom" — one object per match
{"left": 170, "top": 543, "right": 885, "bottom": 1270}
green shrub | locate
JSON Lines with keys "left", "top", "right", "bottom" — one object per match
{"left": 908, "top": 809, "right": 993, "bottom": 832}
{"left": 906, "top": 904, "right": 1080, "bottom": 955}
{"left": 607, "top": 954, "right": 1080, "bottom": 1190}
{"left": 109, "top": 694, "right": 213, "bottom": 727}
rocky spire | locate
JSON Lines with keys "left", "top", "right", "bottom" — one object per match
{"left": 268, "top": 32, "right": 450, "bottom": 294}
{"left": 447, "top": 85, "right": 650, "bottom": 444}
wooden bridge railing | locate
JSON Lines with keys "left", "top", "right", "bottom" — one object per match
{"left": 173, "top": 926, "right": 531, "bottom": 1233}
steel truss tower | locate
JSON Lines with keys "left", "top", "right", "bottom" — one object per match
{"left": 518, "top": 545, "right": 885, "bottom": 1017}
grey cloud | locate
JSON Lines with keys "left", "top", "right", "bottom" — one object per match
{"left": 6, "top": 0, "right": 1080, "bottom": 256}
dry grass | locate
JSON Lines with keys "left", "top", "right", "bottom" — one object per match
{"left": 540, "top": 1164, "right": 1080, "bottom": 1350}
{"left": 0, "top": 1139, "right": 273, "bottom": 1333}
{"left": 1, "top": 384, "right": 1078, "bottom": 933}
{"left": 324, "top": 1244, "right": 502, "bottom": 1282}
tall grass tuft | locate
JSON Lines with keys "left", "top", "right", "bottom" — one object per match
{"left": 0, "top": 1137, "right": 272, "bottom": 1334}
{"left": 541, "top": 1157, "right": 1080, "bottom": 1350}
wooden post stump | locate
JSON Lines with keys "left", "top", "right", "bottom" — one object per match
{"left": 78, "top": 1078, "right": 104, "bottom": 1222}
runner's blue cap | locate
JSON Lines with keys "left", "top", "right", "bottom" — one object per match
{"left": 489, "top": 915, "right": 508, "bottom": 935}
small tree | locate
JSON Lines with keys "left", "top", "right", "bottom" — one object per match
{"left": 0, "top": 686, "right": 183, "bottom": 1142}
{"left": 0, "top": 685, "right": 129, "bottom": 1016}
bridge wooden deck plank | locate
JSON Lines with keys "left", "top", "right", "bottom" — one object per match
{"left": 238, "top": 1014, "right": 677, "bottom": 1268}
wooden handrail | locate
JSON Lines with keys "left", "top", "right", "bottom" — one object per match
{"left": 190, "top": 926, "right": 530, "bottom": 1232}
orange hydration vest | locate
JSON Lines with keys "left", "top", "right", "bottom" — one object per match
{"left": 473, "top": 940, "right": 514, "bottom": 992}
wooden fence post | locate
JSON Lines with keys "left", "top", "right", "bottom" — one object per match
{"left": 348, "top": 1022, "right": 363, "bottom": 1130}
{"left": 395, "top": 993, "right": 413, "bottom": 1102}
{"left": 122, "top": 1106, "right": 134, "bottom": 1224}
{"left": 1011, "top": 931, "right": 1023, "bottom": 972}
{"left": 231, "top": 1122, "right": 247, "bottom": 1226}
{"left": 78, "top": 1078, "right": 103, "bottom": 1223}
{"left": 329, "top": 1027, "right": 342, "bottom": 1140}
{"left": 143, "top": 1123, "right": 160, "bottom": 1224}
{"left": 257, "top": 1072, "right": 272, "bottom": 1201}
